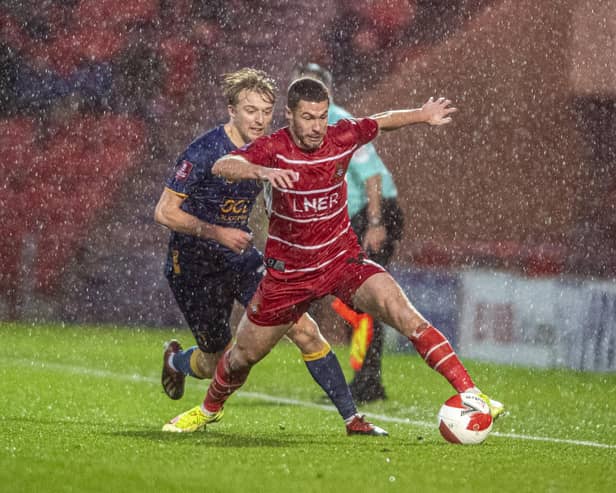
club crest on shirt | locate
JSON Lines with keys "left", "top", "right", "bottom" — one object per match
{"left": 175, "top": 160, "right": 193, "bottom": 181}
{"left": 335, "top": 163, "right": 345, "bottom": 178}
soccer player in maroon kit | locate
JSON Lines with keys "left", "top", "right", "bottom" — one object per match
{"left": 163, "top": 77, "right": 504, "bottom": 433}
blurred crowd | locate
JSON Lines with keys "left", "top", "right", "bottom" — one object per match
{"left": 0, "top": 0, "right": 486, "bottom": 310}
{"left": 1, "top": 0, "right": 494, "bottom": 118}
{"left": 0, "top": 0, "right": 233, "bottom": 116}
{"left": 1, "top": 0, "right": 612, "bottom": 323}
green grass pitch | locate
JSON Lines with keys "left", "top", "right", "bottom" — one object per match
{"left": 2, "top": 322, "right": 615, "bottom": 492}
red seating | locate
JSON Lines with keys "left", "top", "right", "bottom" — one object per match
{"left": 0, "top": 117, "right": 39, "bottom": 222}
{"left": 0, "top": 187, "right": 26, "bottom": 319}
{"left": 26, "top": 114, "right": 146, "bottom": 293}
{"left": 0, "top": 112, "right": 146, "bottom": 295}
{"left": 0, "top": 10, "right": 31, "bottom": 52}
{"left": 75, "top": 0, "right": 158, "bottom": 26}
{"left": 159, "top": 37, "right": 199, "bottom": 102}
{"left": 0, "top": 118, "right": 40, "bottom": 316}
{"left": 72, "top": 27, "right": 128, "bottom": 63}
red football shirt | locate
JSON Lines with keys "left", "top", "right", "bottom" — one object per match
{"left": 231, "top": 117, "right": 379, "bottom": 279}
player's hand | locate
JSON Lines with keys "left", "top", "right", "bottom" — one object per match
{"left": 422, "top": 97, "right": 458, "bottom": 126}
{"left": 362, "top": 225, "right": 386, "bottom": 254}
{"left": 260, "top": 168, "right": 299, "bottom": 189}
{"left": 215, "top": 227, "right": 253, "bottom": 254}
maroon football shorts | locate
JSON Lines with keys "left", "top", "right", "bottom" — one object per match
{"left": 246, "top": 255, "right": 386, "bottom": 327}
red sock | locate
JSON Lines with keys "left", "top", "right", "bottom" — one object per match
{"left": 203, "top": 351, "right": 249, "bottom": 413}
{"left": 410, "top": 325, "right": 474, "bottom": 393}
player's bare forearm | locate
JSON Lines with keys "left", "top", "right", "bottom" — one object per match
{"left": 373, "top": 97, "right": 457, "bottom": 131}
{"left": 364, "top": 175, "right": 382, "bottom": 224}
{"left": 212, "top": 155, "right": 266, "bottom": 181}
{"left": 363, "top": 175, "right": 386, "bottom": 252}
{"left": 154, "top": 188, "right": 221, "bottom": 240}
{"left": 372, "top": 108, "right": 426, "bottom": 130}
{"left": 213, "top": 155, "right": 299, "bottom": 189}
{"left": 154, "top": 192, "right": 251, "bottom": 252}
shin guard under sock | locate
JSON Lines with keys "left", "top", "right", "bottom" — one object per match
{"left": 304, "top": 346, "right": 357, "bottom": 420}
{"left": 411, "top": 325, "right": 474, "bottom": 392}
{"left": 203, "top": 351, "right": 249, "bottom": 413}
{"left": 171, "top": 346, "right": 199, "bottom": 377}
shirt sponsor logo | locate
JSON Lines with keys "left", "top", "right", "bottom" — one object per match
{"left": 175, "top": 160, "right": 193, "bottom": 181}
{"left": 221, "top": 198, "right": 249, "bottom": 214}
{"left": 292, "top": 192, "right": 340, "bottom": 213}
{"left": 218, "top": 197, "right": 250, "bottom": 224}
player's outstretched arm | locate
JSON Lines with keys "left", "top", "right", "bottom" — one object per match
{"left": 213, "top": 155, "right": 299, "bottom": 189}
{"left": 372, "top": 97, "right": 458, "bottom": 131}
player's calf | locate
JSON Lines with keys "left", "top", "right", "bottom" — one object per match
{"left": 203, "top": 349, "right": 251, "bottom": 413}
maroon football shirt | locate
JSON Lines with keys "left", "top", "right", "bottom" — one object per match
{"left": 230, "top": 118, "right": 378, "bottom": 279}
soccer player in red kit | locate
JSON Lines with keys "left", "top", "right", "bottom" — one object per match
{"left": 164, "top": 77, "right": 504, "bottom": 433}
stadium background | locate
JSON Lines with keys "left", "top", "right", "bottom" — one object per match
{"left": 1, "top": 0, "right": 614, "bottom": 371}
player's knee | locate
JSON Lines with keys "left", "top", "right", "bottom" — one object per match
{"left": 295, "top": 336, "right": 327, "bottom": 355}
{"left": 288, "top": 316, "right": 324, "bottom": 354}
{"left": 376, "top": 293, "right": 428, "bottom": 339}
{"left": 230, "top": 344, "right": 267, "bottom": 370}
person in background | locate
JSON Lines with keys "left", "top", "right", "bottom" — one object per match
{"left": 291, "top": 62, "right": 404, "bottom": 403}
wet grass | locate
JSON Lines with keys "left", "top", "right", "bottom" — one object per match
{"left": 2, "top": 322, "right": 615, "bottom": 492}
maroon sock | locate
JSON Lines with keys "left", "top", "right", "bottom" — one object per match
{"left": 203, "top": 351, "right": 249, "bottom": 413}
{"left": 410, "top": 325, "right": 474, "bottom": 393}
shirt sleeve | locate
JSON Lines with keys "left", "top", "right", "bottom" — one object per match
{"left": 331, "top": 118, "right": 379, "bottom": 148}
{"left": 230, "top": 135, "right": 277, "bottom": 168}
{"left": 165, "top": 149, "right": 208, "bottom": 197}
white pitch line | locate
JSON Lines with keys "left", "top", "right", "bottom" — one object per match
{"left": 8, "top": 358, "right": 616, "bottom": 450}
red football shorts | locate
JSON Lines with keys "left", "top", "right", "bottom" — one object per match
{"left": 246, "top": 254, "right": 386, "bottom": 327}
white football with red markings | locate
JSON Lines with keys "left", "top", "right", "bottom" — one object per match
{"left": 438, "top": 392, "right": 493, "bottom": 445}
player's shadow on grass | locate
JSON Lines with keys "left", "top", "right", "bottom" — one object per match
{"left": 110, "top": 429, "right": 326, "bottom": 448}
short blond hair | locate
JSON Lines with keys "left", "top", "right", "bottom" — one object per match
{"left": 222, "top": 68, "right": 277, "bottom": 106}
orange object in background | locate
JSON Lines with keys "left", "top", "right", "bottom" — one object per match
{"left": 331, "top": 298, "right": 374, "bottom": 371}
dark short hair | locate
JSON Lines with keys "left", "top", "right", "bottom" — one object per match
{"left": 291, "top": 62, "right": 333, "bottom": 88}
{"left": 287, "top": 77, "right": 329, "bottom": 111}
